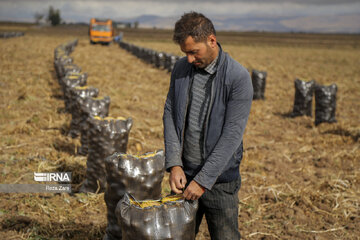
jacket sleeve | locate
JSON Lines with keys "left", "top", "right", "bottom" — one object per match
{"left": 193, "top": 65, "right": 253, "bottom": 190}
{"left": 163, "top": 63, "right": 183, "bottom": 171}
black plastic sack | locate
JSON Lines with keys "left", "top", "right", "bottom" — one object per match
{"left": 77, "top": 96, "right": 111, "bottom": 155}
{"left": 164, "top": 54, "right": 180, "bottom": 72}
{"left": 169, "top": 55, "right": 180, "bottom": 73}
{"left": 69, "top": 86, "right": 98, "bottom": 114}
{"left": 57, "top": 63, "right": 82, "bottom": 79}
{"left": 80, "top": 116, "right": 133, "bottom": 193}
{"left": 68, "top": 86, "right": 100, "bottom": 138}
{"left": 104, "top": 151, "right": 165, "bottom": 240}
{"left": 252, "top": 70, "right": 267, "bottom": 100}
{"left": 61, "top": 71, "right": 88, "bottom": 90}
{"left": 61, "top": 74, "right": 88, "bottom": 113}
{"left": 116, "top": 193, "right": 198, "bottom": 240}
{"left": 155, "top": 52, "right": 166, "bottom": 69}
{"left": 315, "top": 83, "right": 337, "bottom": 126}
{"left": 55, "top": 39, "right": 78, "bottom": 56}
{"left": 54, "top": 55, "right": 73, "bottom": 77}
{"left": 64, "top": 39, "right": 78, "bottom": 54}
{"left": 291, "top": 79, "right": 316, "bottom": 117}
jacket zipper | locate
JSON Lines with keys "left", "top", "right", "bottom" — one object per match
{"left": 202, "top": 74, "right": 216, "bottom": 159}
{"left": 180, "top": 69, "right": 194, "bottom": 159}
{"left": 202, "top": 50, "right": 222, "bottom": 159}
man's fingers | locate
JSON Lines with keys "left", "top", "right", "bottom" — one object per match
{"left": 170, "top": 180, "right": 183, "bottom": 194}
{"left": 169, "top": 166, "right": 187, "bottom": 194}
{"left": 184, "top": 190, "right": 198, "bottom": 201}
{"left": 174, "top": 178, "right": 183, "bottom": 190}
{"left": 170, "top": 175, "right": 185, "bottom": 194}
{"left": 183, "top": 180, "right": 205, "bottom": 200}
{"left": 175, "top": 175, "right": 186, "bottom": 190}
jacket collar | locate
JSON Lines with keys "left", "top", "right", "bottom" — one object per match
{"left": 217, "top": 42, "right": 226, "bottom": 69}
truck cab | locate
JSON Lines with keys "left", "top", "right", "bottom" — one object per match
{"left": 89, "top": 18, "right": 114, "bottom": 45}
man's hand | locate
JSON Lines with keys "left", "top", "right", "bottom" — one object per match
{"left": 183, "top": 180, "right": 205, "bottom": 200}
{"left": 169, "top": 166, "right": 187, "bottom": 194}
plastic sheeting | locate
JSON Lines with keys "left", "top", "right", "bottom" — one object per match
{"left": 80, "top": 116, "right": 133, "bottom": 193}
{"left": 315, "top": 83, "right": 337, "bottom": 126}
{"left": 104, "top": 151, "right": 165, "bottom": 240}
{"left": 77, "top": 96, "right": 111, "bottom": 155}
{"left": 68, "top": 86, "right": 100, "bottom": 138}
{"left": 291, "top": 79, "right": 316, "bottom": 117}
{"left": 251, "top": 70, "right": 267, "bottom": 100}
{"left": 116, "top": 193, "right": 198, "bottom": 240}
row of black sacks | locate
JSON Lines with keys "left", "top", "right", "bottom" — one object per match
{"left": 119, "top": 41, "right": 180, "bottom": 73}
{"left": 118, "top": 41, "right": 268, "bottom": 99}
{"left": 118, "top": 41, "right": 337, "bottom": 126}
{"left": 53, "top": 39, "right": 198, "bottom": 240}
{"left": 0, "top": 31, "right": 25, "bottom": 38}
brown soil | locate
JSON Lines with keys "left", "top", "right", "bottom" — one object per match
{"left": 0, "top": 24, "right": 359, "bottom": 239}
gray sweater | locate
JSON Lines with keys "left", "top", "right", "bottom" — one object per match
{"left": 163, "top": 44, "right": 253, "bottom": 190}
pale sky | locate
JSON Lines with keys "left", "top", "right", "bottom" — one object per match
{"left": 0, "top": 0, "right": 359, "bottom": 32}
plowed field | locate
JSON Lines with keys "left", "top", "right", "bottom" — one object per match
{"left": 1, "top": 23, "right": 359, "bottom": 239}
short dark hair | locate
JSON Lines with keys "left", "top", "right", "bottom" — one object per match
{"left": 173, "top": 12, "right": 216, "bottom": 44}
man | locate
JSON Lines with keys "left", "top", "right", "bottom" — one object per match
{"left": 163, "top": 12, "right": 253, "bottom": 239}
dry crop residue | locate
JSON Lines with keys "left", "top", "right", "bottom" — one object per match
{"left": 0, "top": 24, "right": 359, "bottom": 239}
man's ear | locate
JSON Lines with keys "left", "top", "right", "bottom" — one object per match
{"left": 207, "top": 34, "right": 217, "bottom": 48}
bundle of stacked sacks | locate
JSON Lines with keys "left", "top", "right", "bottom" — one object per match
{"left": 54, "top": 40, "right": 198, "bottom": 240}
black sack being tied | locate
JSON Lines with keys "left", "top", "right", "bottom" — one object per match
{"left": 104, "top": 151, "right": 165, "bottom": 240}
{"left": 80, "top": 116, "right": 133, "bottom": 193}
{"left": 315, "top": 83, "right": 337, "bottom": 126}
{"left": 116, "top": 193, "right": 198, "bottom": 240}
{"left": 77, "top": 96, "right": 111, "bottom": 155}
{"left": 251, "top": 69, "right": 267, "bottom": 100}
{"left": 68, "top": 86, "right": 100, "bottom": 138}
{"left": 291, "top": 79, "right": 316, "bottom": 117}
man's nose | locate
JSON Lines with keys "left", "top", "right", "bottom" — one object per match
{"left": 187, "top": 54, "right": 195, "bottom": 64}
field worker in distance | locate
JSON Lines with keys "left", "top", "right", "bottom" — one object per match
{"left": 163, "top": 12, "right": 253, "bottom": 240}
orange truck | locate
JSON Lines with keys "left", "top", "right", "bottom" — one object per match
{"left": 89, "top": 18, "right": 114, "bottom": 45}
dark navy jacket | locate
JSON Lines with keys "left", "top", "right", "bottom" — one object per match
{"left": 163, "top": 44, "right": 253, "bottom": 190}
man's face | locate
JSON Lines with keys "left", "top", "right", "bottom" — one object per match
{"left": 180, "top": 35, "right": 217, "bottom": 69}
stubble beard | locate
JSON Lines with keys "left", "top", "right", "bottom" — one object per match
{"left": 194, "top": 43, "right": 214, "bottom": 69}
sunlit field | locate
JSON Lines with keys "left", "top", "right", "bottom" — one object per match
{"left": 1, "top": 23, "right": 359, "bottom": 239}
